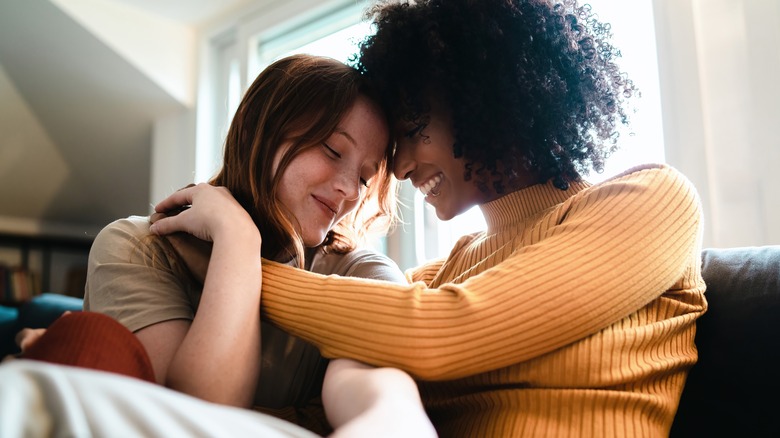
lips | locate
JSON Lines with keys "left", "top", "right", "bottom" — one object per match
{"left": 312, "top": 195, "right": 338, "bottom": 215}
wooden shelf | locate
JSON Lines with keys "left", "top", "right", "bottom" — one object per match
{"left": 0, "top": 232, "right": 94, "bottom": 296}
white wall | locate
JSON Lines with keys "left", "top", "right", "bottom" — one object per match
{"left": 150, "top": 110, "right": 198, "bottom": 205}
{"left": 51, "top": 0, "right": 197, "bottom": 106}
{"left": 0, "top": 64, "right": 69, "bottom": 221}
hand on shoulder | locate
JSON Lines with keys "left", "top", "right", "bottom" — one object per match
{"left": 150, "top": 183, "right": 259, "bottom": 245}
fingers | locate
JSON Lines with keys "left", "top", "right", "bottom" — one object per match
{"left": 154, "top": 186, "right": 195, "bottom": 214}
{"left": 151, "top": 184, "right": 201, "bottom": 235}
{"left": 15, "top": 328, "right": 46, "bottom": 352}
{"left": 153, "top": 182, "right": 216, "bottom": 214}
{"left": 148, "top": 183, "right": 239, "bottom": 240}
{"left": 149, "top": 211, "right": 166, "bottom": 224}
{"left": 149, "top": 213, "right": 184, "bottom": 236}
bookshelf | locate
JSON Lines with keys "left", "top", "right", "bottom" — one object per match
{"left": 0, "top": 231, "right": 94, "bottom": 303}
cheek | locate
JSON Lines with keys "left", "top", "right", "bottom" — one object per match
{"left": 278, "top": 156, "right": 333, "bottom": 207}
{"left": 282, "top": 155, "right": 318, "bottom": 187}
{"left": 277, "top": 164, "right": 311, "bottom": 206}
{"left": 274, "top": 175, "right": 296, "bottom": 215}
{"left": 292, "top": 152, "right": 334, "bottom": 181}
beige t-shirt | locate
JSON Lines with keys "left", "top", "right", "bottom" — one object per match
{"left": 83, "top": 215, "right": 405, "bottom": 410}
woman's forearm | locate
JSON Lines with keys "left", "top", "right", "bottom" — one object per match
{"left": 323, "top": 358, "right": 436, "bottom": 437}
{"left": 147, "top": 184, "right": 264, "bottom": 407}
{"left": 166, "top": 229, "right": 263, "bottom": 407}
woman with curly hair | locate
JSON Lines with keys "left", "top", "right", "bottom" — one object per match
{"left": 156, "top": 0, "right": 706, "bottom": 436}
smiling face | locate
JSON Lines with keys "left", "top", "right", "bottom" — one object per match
{"left": 392, "top": 100, "right": 494, "bottom": 221}
{"left": 274, "top": 95, "right": 389, "bottom": 247}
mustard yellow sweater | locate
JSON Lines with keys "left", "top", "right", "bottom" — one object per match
{"left": 261, "top": 164, "right": 707, "bottom": 437}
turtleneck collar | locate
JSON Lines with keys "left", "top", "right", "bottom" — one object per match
{"left": 479, "top": 179, "right": 591, "bottom": 233}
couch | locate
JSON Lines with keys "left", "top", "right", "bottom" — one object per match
{"left": 670, "top": 246, "right": 780, "bottom": 437}
{"left": 1, "top": 246, "right": 778, "bottom": 435}
{"left": 0, "top": 292, "right": 83, "bottom": 357}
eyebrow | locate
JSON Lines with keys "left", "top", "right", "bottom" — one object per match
{"left": 335, "top": 129, "right": 380, "bottom": 172}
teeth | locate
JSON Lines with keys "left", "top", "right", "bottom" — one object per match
{"left": 420, "top": 174, "right": 442, "bottom": 196}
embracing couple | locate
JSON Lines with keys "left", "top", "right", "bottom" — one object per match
{"left": 3, "top": 1, "right": 705, "bottom": 437}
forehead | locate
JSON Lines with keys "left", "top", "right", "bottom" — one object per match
{"left": 337, "top": 97, "right": 389, "bottom": 155}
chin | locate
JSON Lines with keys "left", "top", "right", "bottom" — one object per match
{"left": 303, "top": 233, "right": 328, "bottom": 248}
{"left": 435, "top": 209, "right": 457, "bottom": 222}
{"left": 436, "top": 203, "right": 471, "bottom": 222}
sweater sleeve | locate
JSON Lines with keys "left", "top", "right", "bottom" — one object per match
{"left": 261, "top": 166, "right": 704, "bottom": 380}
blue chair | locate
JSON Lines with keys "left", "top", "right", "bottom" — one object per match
{"left": 0, "top": 293, "right": 84, "bottom": 357}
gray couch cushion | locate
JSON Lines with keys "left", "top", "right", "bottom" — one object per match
{"left": 671, "top": 246, "right": 780, "bottom": 437}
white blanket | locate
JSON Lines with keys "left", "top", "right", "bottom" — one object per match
{"left": 0, "top": 360, "right": 319, "bottom": 438}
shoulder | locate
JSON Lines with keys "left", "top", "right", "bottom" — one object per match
{"left": 309, "top": 248, "right": 406, "bottom": 284}
{"left": 90, "top": 216, "right": 164, "bottom": 265}
{"left": 584, "top": 163, "right": 700, "bottom": 208}
{"left": 601, "top": 163, "right": 695, "bottom": 192}
{"left": 570, "top": 163, "right": 702, "bottom": 233}
{"left": 93, "top": 215, "right": 151, "bottom": 246}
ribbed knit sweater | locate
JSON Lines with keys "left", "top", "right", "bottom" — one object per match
{"left": 261, "top": 164, "right": 707, "bottom": 437}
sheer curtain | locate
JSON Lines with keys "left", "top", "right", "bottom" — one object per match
{"left": 653, "top": 0, "right": 780, "bottom": 248}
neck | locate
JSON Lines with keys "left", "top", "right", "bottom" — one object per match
{"left": 478, "top": 167, "right": 544, "bottom": 205}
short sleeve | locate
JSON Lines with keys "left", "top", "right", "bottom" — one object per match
{"left": 83, "top": 216, "right": 201, "bottom": 332}
{"left": 310, "top": 248, "right": 407, "bottom": 283}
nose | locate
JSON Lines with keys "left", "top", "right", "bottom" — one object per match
{"left": 334, "top": 169, "right": 361, "bottom": 202}
{"left": 392, "top": 142, "right": 416, "bottom": 180}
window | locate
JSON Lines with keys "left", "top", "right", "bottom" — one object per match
{"left": 196, "top": 30, "right": 241, "bottom": 183}
{"left": 251, "top": 7, "right": 370, "bottom": 76}
{"left": 586, "top": 0, "right": 665, "bottom": 180}
{"left": 201, "top": 0, "right": 664, "bottom": 269}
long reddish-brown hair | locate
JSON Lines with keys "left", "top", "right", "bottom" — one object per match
{"left": 210, "top": 54, "right": 398, "bottom": 266}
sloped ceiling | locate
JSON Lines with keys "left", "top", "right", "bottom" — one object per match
{"left": 0, "top": 0, "right": 185, "bottom": 234}
{"left": 109, "top": 0, "right": 252, "bottom": 25}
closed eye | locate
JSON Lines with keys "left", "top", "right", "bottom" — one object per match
{"left": 322, "top": 142, "right": 341, "bottom": 158}
{"left": 404, "top": 123, "right": 426, "bottom": 138}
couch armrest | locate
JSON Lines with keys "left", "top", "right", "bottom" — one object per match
{"left": 18, "top": 293, "right": 84, "bottom": 329}
{"left": 671, "top": 246, "right": 780, "bottom": 437}
{"left": 0, "top": 305, "right": 20, "bottom": 357}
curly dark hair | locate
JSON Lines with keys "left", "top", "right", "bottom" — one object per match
{"left": 353, "top": 0, "right": 639, "bottom": 191}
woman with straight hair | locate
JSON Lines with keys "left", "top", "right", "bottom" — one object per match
{"left": 8, "top": 54, "right": 435, "bottom": 438}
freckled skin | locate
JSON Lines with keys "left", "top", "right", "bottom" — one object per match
{"left": 275, "top": 96, "right": 389, "bottom": 246}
